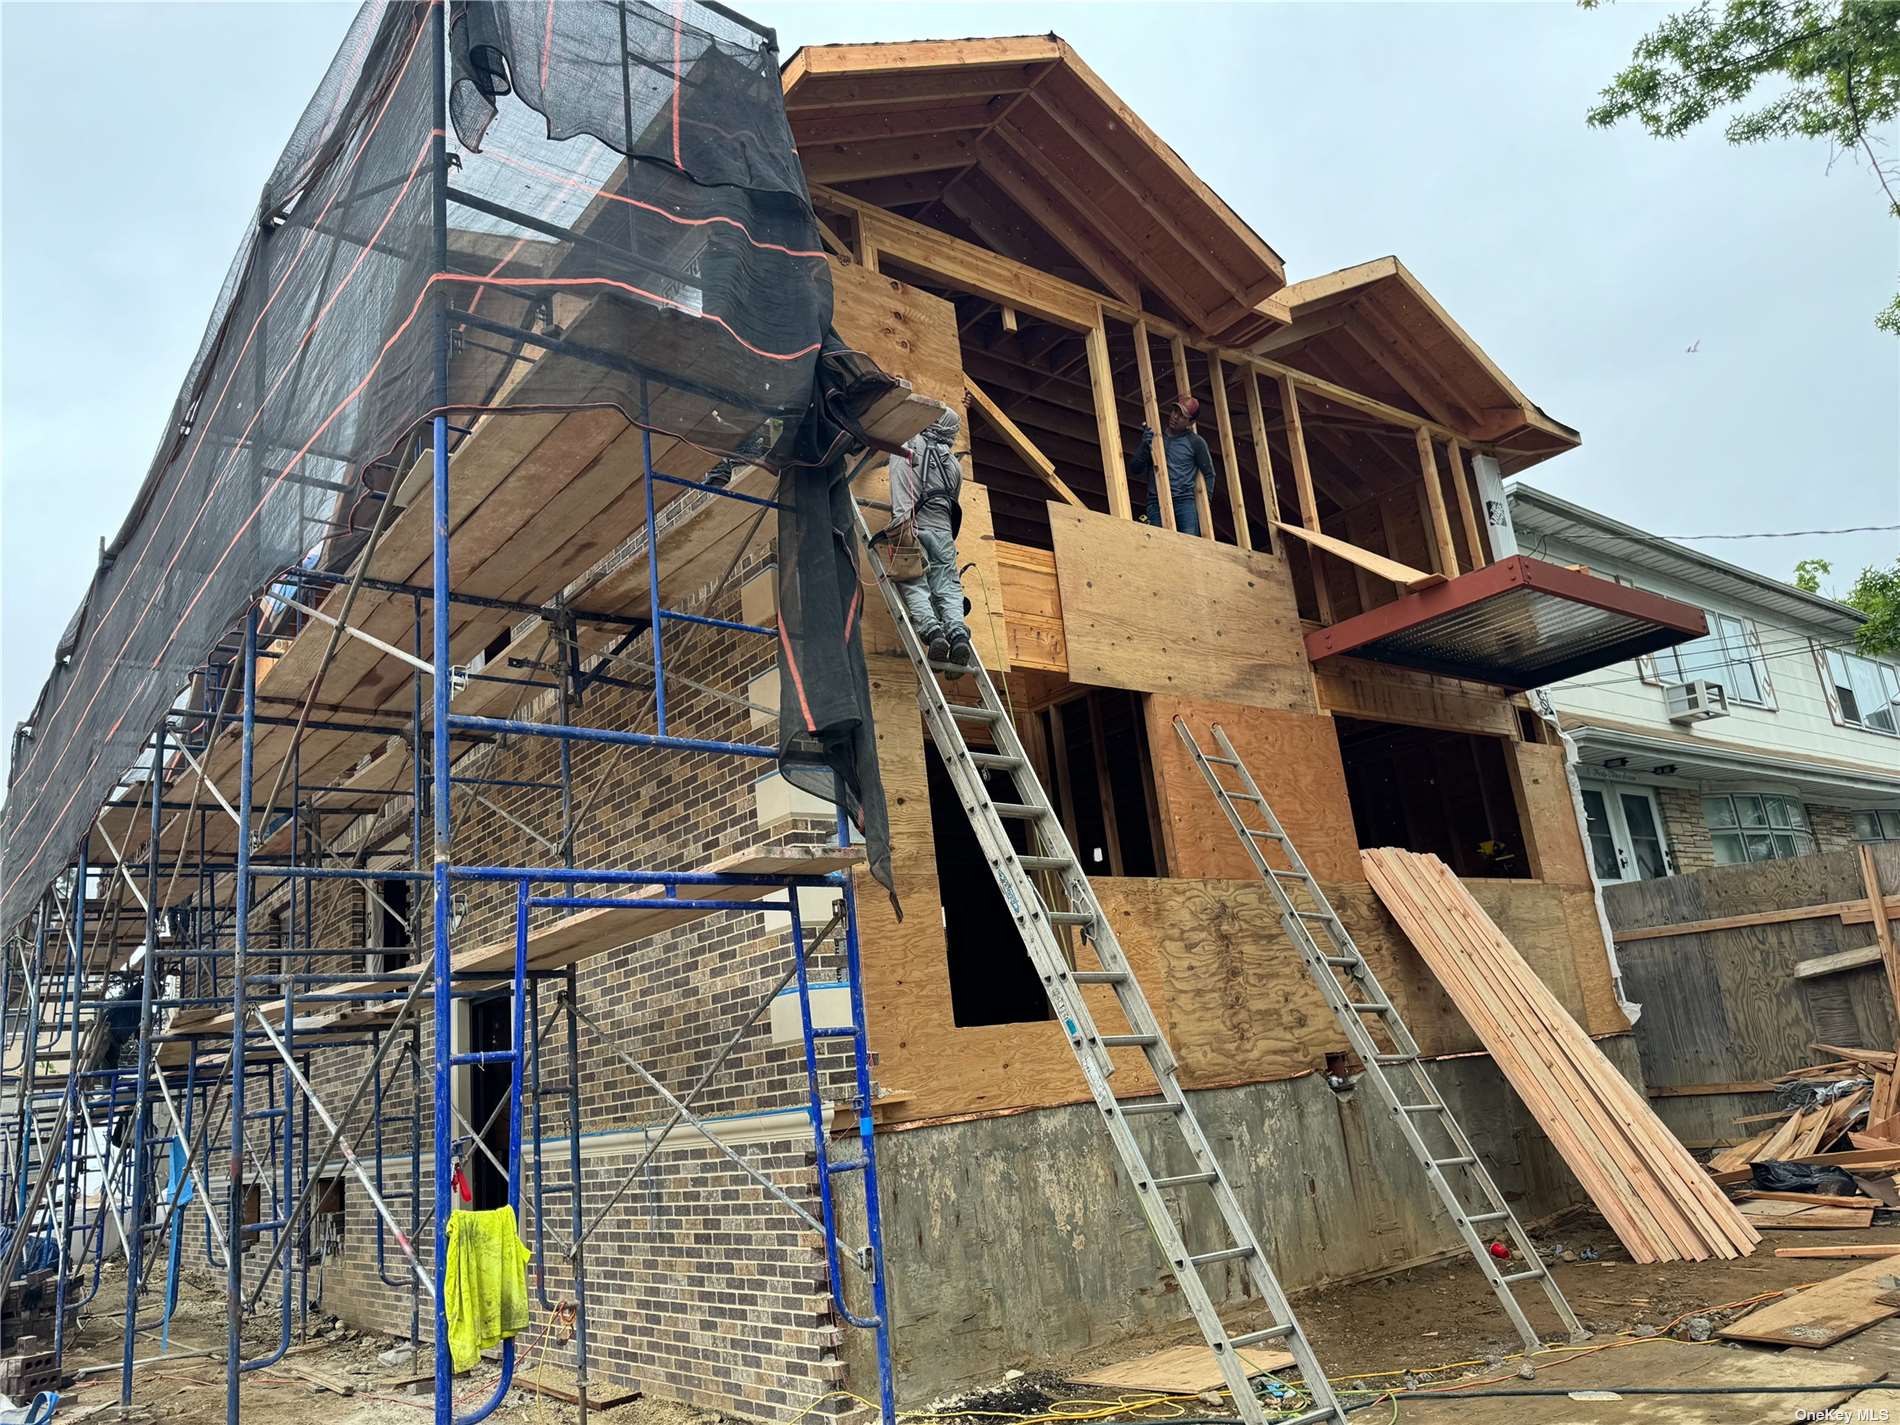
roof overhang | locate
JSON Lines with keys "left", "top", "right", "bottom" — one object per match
{"left": 1511, "top": 484, "right": 1869, "bottom": 637}
{"left": 782, "top": 36, "right": 1286, "bottom": 342}
{"left": 1264, "top": 257, "right": 1579, "bottom": 472}
{"left": 1304, "top": 556, "right": 1707, "bottom": 690}
{"left": 1566, "top": 721, "right": 1900, "bottom": 807}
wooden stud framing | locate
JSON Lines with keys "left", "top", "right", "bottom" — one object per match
{"left": 1276, "top": 376, "right": 1321, "bottom": 532}
{"left": 1445, "top": 438, "right": 1485, "bottom": 567}
{"left": 1415, "top": 428, "right": 1460, "bottom": 577}
{"left": 1084, "top": 695, "right": 1126, "bottom": 876}
{"left": 1168, "top": 335, "right": 1213, "bottom": 540}
{"left": 964, "top": 376, "right": 1086, "bottom": 509}
{"left": 1207, "top": 355, "right": 1251, "bottom": 552}
{"left": 1242, "top": 370, "right": 1281, "bottom": 554}
{"left": 1131, "top": 320, "right": 1176, "bottom": 532}
{"left": 1276, "top": 375, "right": 1330, "bottom": 622}
{"left": 1084, "top": 315, "right": 1132, "bottom": 521}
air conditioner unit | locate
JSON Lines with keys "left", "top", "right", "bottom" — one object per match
{"left": 1666, "top": 680, "right": 1729, "bottom": 724}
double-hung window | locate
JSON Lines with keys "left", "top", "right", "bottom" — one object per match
{"left": 1655, "top": 612, "right": 1771, "bottom": 706}
{"left": 1823, "top": 647, "right": 1900, "bottom": 735}
{"left": 1704, "top": 793, "right": 1815, "bottom": 864}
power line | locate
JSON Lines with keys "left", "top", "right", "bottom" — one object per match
{"left": 1655, "top": 525, "right": 1898, "bottom": 542}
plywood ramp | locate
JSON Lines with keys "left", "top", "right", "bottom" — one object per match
{"left": 1362, "top": 847, "right": 1758, "bottom": 1263}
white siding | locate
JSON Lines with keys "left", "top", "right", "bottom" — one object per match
{"left": 1530, "top": 531, "right": 1900, "bottom": 774}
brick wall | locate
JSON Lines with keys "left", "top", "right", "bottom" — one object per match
{"left": 1655, "top": 787, "right": 1867, "bottom": 873}
{"left": 201, "top": 540, "right": 863, "bottom": 1420}
{"left": 1810, "top": 803, "right": 1863, "bottom": 855}
{"left": 1656, "top": 787, "right": 1713, "bottom": 874}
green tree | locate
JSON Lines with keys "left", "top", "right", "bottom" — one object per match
{"left": 1794, "top": 555, "right": 1900, "bottom": 654}
{"left": 1584, "top": 0, "right": 1900, "bottom": 333}
{"left": 1844, "top": 558, "right": 1900, "bottom": 655}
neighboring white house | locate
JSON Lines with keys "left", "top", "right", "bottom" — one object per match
{"left": 1509, "top": 485, "right": 1900, "bottom": 886}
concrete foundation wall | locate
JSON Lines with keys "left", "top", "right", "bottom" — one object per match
{"left": 837, "top": 1038, "right": 1642, "bottom": 1403}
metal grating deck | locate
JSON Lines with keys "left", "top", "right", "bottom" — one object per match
{"left": 1303, "top": 556, "right": 1707, "bottom": 690}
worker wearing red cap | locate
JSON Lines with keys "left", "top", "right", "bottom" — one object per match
{"left": 1128, "top": 396, "right": 1216, "bottom": 536}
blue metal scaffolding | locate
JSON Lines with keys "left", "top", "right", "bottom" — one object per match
{"left": 0, "top": 5, "right": 898, "bottom": 1422}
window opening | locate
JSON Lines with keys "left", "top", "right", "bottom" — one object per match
{"left": 1334, "top": 717, "right": 1530, "bottom": 878}
{"left": 1854, "top": 809, "right": 1900, "bottom": 842}
{"left": 465, "top": 994, "right": 514, "bottom": 1211}
{"left": 1656, "top": 611, "right": 1770, "bottom": 706}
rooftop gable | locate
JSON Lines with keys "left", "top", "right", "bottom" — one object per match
{"left": 782, "top": 36, "right": 1286, "bottom": 342}
{"left": 1269, "top": 257, "right": 1579, "bottom": 472}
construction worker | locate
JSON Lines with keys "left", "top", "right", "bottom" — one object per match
{"left": 886, "top": 402, "right": 972, "bottom": 669}
{"left": 1129, "top": 396, "right": 1216, "bottom": 536}
{"left": 88, "top": 972, "right": 142, "bottom": 1072}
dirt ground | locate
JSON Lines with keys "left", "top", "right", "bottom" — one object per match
{"left": 40, "top": 1208, "right": 1900, "bottom": 1424}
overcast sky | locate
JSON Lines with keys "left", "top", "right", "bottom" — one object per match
{"left": 3, "top": 1, "right": 1896, "bottom": 784}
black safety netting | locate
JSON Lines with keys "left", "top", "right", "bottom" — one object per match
{"left": 2, "top": 0, "right": 896, "bottom": 931}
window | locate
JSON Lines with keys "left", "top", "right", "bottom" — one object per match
{"left": 1854, "top": 809, "right": 1900, "bottom": 842}
{"left": 1704, "top": 793, "right": 1815, "bottom": 865}
{"left": 1655, "top": 612, "right": 1772, "bottom": 707}
{"left": 1824, "top": 648, "right": 1900, "bottom": 735}
{"left": 364, "top": 878, "right": 412, "bottom": 975}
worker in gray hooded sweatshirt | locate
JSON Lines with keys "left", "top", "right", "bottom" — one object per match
{"left": 887, "top": 402, "right": 972, "bottom": 669}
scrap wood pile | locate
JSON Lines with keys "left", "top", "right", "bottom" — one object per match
{"left": 1708, "top": 1045, "right": 1900, "bottom": 1232}
{"left": 1362, "top": 847, "right": 1759, "bottom": 1264}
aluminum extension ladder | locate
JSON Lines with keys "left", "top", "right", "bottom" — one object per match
{"left": 853, "top": 505, "right": 1345, "bottom": 1425}
{"left": 1173, "top": 717, "right": 1588, "bottom": 1365}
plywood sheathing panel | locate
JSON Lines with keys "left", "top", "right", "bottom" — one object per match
{"left": 1091, "top": 875, "right": 1622, "bottom": 1090}
{"left": 1048, "top": 504, "right": 1310, "bottom": 710}
{"left": 993, "top": 541, "right": 1067, "bottom": 673}
{"left": 850, "top": 653, "right": 1161, "bottom": 1125}
{"left": 1142, "top": 695, "right": 1357, "bottom": 884}
{"left": 1313, "top": 657, "right": 1515, "bottom": 738}
{"left": 858, "top": 849, "right": 1622, "bottom": 1122}
{"left": 1511, "top": 740, "right": 1594, "bottom": 887}
{"left": 831, "top": 262, "right": 1009, "bottom": 674}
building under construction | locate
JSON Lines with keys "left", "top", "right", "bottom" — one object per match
{"left": 0, "top": 7, "right": 1747, "bottom": 1425}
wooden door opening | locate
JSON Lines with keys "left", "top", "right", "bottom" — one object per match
{"left": 466, "top": 994, "right": 513, "bottom": 1210}
{"left": 923, "top": 738, "right": 1054, "bottom": 1028}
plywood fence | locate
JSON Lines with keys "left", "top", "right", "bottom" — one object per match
{"left": 1608, "top": 843, "right": 1900, "bottom": 1148}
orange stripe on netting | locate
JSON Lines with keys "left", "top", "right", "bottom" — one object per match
{"left": 539, "top": 0, "right": 555, "bottom": 93}
{"left": 671, "top": 3, "right": 683, "bottom": 170}
{"left": 0, "top": 128, "right": 442, "bottom": 902}
{"left": 777, "top": 619, "right": 818, "bottom": 734}
{"left": 843, "top": 583, "right": 861, "bottom": 643}
{"left": 143, "top": 131, "right": 441, "bottom": 655}
{"left": 475, "top": 148, "right": 827, "bottom": 258}
{"left": 161, "top": 242, "right": 446, "bottom": 646}
{"left": 3, "top": 16, "right": 437, "bottom": 800}
{"left": 437, "top": 274, "right": 821, "bottom": 362}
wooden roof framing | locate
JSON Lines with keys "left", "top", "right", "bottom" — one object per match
{"left": 1269, "top": 257, "right": 1579, "bottom": 473}
{"left": 783, "top": 37, "right": 1287, "bottom": 343}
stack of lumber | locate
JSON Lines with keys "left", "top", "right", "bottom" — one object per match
{"left": 1363, "top": 847, "right": 1759, "bottom": 1263}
